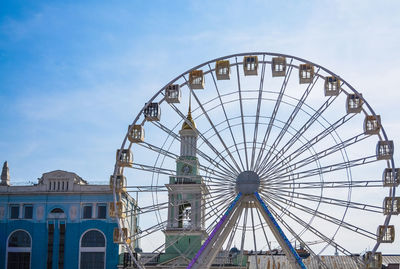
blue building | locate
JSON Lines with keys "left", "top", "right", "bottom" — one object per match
{"left": 0, "top": 162, "right": 138, "bottom": 269}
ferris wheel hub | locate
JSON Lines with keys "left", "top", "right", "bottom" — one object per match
{"left": 235, "top": 170, "right": 260, "bottom": 194}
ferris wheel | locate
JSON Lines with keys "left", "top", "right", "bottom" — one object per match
{"left": 111, "top": 52, "right": 399, "bottom": 269}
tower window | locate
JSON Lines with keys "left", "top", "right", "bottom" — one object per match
{"left": 178, "top": 203, "right": 192, "bottom": 228}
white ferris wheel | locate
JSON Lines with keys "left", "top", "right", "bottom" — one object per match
{"left": 111, "top": 52, "right": 399, "bottom": 269}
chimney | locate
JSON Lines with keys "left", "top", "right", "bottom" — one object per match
{"left": 1, "top": 161, "right": 10, "bottom": 186}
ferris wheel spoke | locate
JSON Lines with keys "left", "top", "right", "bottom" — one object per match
{"left": 267, "top": 191, "right": 377, "bottom": 240}
{"left": 263, "top": 126, "right": 365, "bottom": 180}
{"left": 266, "top": 96, "right": 337, "bottom": 174}
{"left": 256, "top": 68, "right": 321, "bottom": 175}
{"left": 208, "top": 63, "right": 246, "bottom": 171}
{"left": 134, "top": 220, "right": 167, "bottom": 242}
{"left": 250, "top": 54, "right": 267, "bottom": 172}
{"left": 206, "top": 195, "right": 236, "bottom": 215}
{"left": 184, "top": 78, "right": 242, "bottom": 173}
{"left": 130, "top": 162, "right": 176, "bottom": 176}
{"left": 268, "top": 155, "right": 378, "bottom": 184}
{"left": 265, "top": 179, "right": 383, "bottom": 189}
{"left": 262, "top": 94, "right": 339, "bottom": 173}
{"left": 262, "top": 112, "right": 356, "bottom": 176}
{"left": 127, "top": 201, "right": 168, "bottom": 216}
{"left": 254, "top": 59, "right": 294, "bottom": 171}
{"left": 264, "top": 188, "right": 382, "bottom": 213}
{"left": 207, "top": 190, "right": 235, "bottom": 205}
{"left": 235, "top": 57, "right": 249, "bottom": 170}
{"left": 262, "top": 194, "right": 357, "bottom": 258}
{"left": 151, "top": 121, "right": 236, "bottom": 178}
{"left": 125, "top": 185, "right": 168, "bottom": 192}
{"left": 264, "top": 132, "right": 370, "bottom": 179}
{"left": 209, "top": 186, "right": 234, "bottom": 193}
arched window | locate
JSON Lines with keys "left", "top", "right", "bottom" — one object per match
{"left": 79, "top": 229, "right": 106, "bottom": 269}
{"left": 50, "top": 208, "right": 64, "bottom": 213}
{"left": 48, "top": 207, "right": 66, "bottom": 220}
{"left": 178, "top": 202, "right": 192, "bottom": 228}
{"left": 7, "top": 230, "right": 31, "bottom": 269}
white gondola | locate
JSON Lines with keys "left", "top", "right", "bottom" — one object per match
{"left": 364, "top": 115, "right": 381, "bottom": 135}
{"left": 324, "top": 76, "right": 340, "bottom": 96}
{"left": 165, "top": 84, "right": 181, "bottom": 103}
{"left": 109, "top": 201, "right": 126, "bottom": 218}
{"left": 128, "top": 125, "right": 144, "bottom": 143}
{"left": 215, "top": 60, "right": 230, "bottom": 80}
{"left": 113, "top": 227, "right": 128, "bottom": 243}
{"left": 243, "top": 56, "right": 258, "bottom": 76}
{"left": 346, "top": 93, "right": 363, "bottom": 113}
{"left": 271, "top": 57, "right": 286, "bottom": 77}
{"left": 377, "top": 225, "right": 395, "bottom": 243}
{"left": 383, "top": 168, "right": 400, "bottom": 187}
{"left": 299, "top": 63, "right": 314, "bottom": 84}
{"left": 144, "top": 102, "right": 161, "bottom": 121}
{"left": 363, "top": 251, "right": 382, "bottom": 269}
{"left": 383, "top": 197, "right": 400, "bottom": 215}
{"left": 116, "top": 149, "right": 133, "bottom": 167}
{"left": 376, "top": 140, "right": 394, "bottom": 160}
{"left": 109, "top": 174, "right": 126, "bottom": 192}
{"left": 189, "top": 70, "right": 204, "bottom": 89}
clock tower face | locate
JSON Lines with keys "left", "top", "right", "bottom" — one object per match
{"left": 181, "top": 164, "right": 192, "bottom": 175}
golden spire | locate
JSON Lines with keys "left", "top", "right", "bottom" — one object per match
{"left": 181, "top": 93, "right": 196, "bottom": 130}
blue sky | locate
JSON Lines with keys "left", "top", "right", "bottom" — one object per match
{"left": 0, "top": 0, "right": 400, "bottom": 181}
{"left": 1, "top": 0, "right": 400, "bottom": 253}
{"left": 2, "top": 0, "right": 400, "bottom": 182}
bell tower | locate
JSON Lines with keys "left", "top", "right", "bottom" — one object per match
{"left": 160, "top": 105, "right": 208, "bottom": 264}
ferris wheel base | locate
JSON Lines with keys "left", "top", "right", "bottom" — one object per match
{"left": 187, "top": 192, "right": 306, "bottom": 269}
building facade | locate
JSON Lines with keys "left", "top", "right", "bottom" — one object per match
{"left": 0, "top": 165, "right": 138, "bottom": 269}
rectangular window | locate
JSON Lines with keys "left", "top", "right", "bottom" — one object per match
{"left": 80, "top": 252, "right": 104, "bottom": 269}
{"left": 97, "top": 204, "right": 106, "bottom": 219}
{"left": 47, "top": 223, "right": 54, "bottom": 269}
{"left": 10, "top": 205, "right": 19, "bottom": 219}
{"left": 23, "top": 205, "right": 33, "bottom": 219}
{"left": 83, "top": 205, "right": 92, "bottom": 219}
{"left": 7, "top": 252, "right": 30, "bottom": 269}
{"left": 58, "top": 223, "right": 66, "bottom": 269}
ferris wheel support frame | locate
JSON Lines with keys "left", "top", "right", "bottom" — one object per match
{"left": 188, "top": 192, "right": 307, "bottom": 269}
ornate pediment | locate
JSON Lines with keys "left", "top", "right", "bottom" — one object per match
{"left": 38, "top": 170, "right": 87, "bottom": 186}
